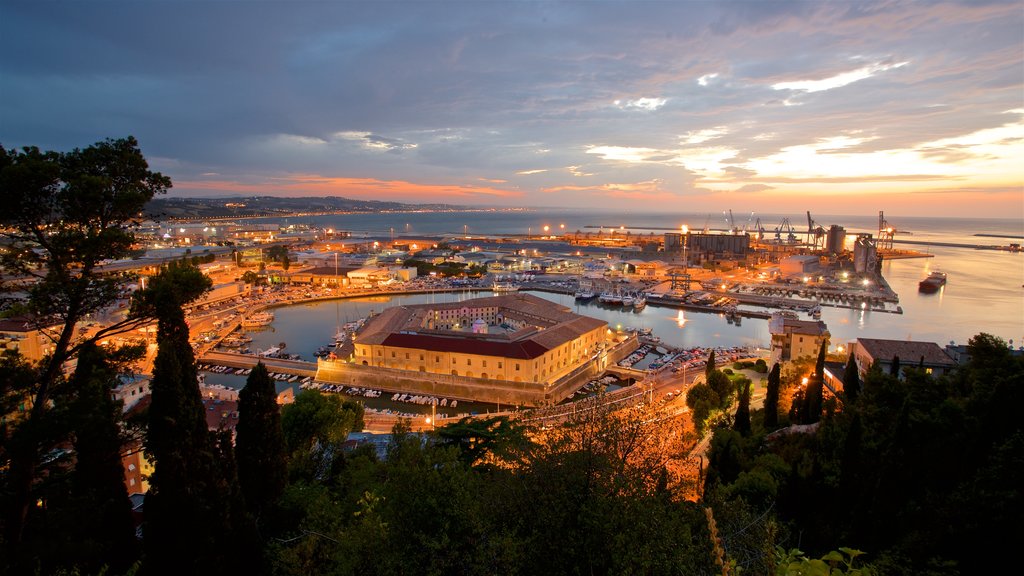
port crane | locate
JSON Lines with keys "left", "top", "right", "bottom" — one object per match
{"left": 723, "top": 209, "right": 737, "bottom": 234}
{"left": 876, "top": 208, "right": 909, "bottom": 249}
{"left": 752, "top": 217, "right": 766, "bottom": 242}
{"left": 774, "top": 218, "right": 799, "bottom": 244}
{"left": 806, "top": 211, "right": 826, "bottom": 250}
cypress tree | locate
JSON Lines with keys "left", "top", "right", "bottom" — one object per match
{"left": 65, "top": 342, "right": 138, "bottom": 573}
{"left": 764, "top": 363, "right": 781, "bottom": 429}
{"left": 236, "top": 362, "right": 287, "bottom": 521}
{"left": 890, "top": 355, "right": 901, "bottom": 377}
{"left": 733, "top": 379, "right": 751, "bottom": 436}
{"left": 705, "top": 349, "right": 717, "bottom": 378}
{"left": 802, "top": 340, "right": 827, "bottom": 424}
{"left": 140, "top": 261, "right": 241, "bottom": 575}
{"left": 843, "top": 355, "right": 860, "bottom": 403}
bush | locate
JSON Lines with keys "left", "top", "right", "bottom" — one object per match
{"left": 723, "top": 368, "right": 734, "bottom": 375}
{"left": 755, "top": 359, "right": 768, "bottom": 373}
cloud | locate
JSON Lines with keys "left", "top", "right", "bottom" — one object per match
{"left": 334, "top": 131, "right": 417, "bottom": 152}
{"left": 697, "top": 73, "right": 719, "bottom": 86}
{"left": 680, "top": 127, "right": 729, "bottom": 145}
{"left": 175, "top": 174, "right": 523, "bottom": 201}
{"left": 734, "top": 183, "right": 774, "bottom": 193}
{"left": 516, "top": 169, "right": 548, "bottom": 175}
{"left": 771, "top": 60, "right": 909, "bottom": 93}
{"left": 613, "top": 97, "right": 668, "bottom": 111}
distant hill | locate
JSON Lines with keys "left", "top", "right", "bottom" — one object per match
{"left": 144, "top": 196, "right": 463, "bottom": 219}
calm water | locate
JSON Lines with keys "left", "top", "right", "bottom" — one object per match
{"left": 258, "top": 209, "right": 1024, "bottom": 348}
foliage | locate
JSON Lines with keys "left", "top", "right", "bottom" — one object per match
{"left": 139, "top": 261, "right": 252, "bottom": 575}
{"left": 686, "top": 383, "right": 721, "bottom": 434}
{"left": 707, "top": 369, "right": 734, "bottom": 409}
{"left": 776, "top": 547, "right": 876, "bottom": 576}
{"left": 704, "top": 333, "right": 1024, "bottom": 575}
{"left": 843, "top": 355, "right": 860, "bottom": 403}
{"left": 764, "top": 363, "right": 781, "bottom": 429}
{"left": 0, "top": 136, "right": 170, "bottom": 555}
{"left": 281, "top": 390, "right": 364, "bottom": 480}
{"left": 733, "top": 377, "right": 752, "bottom": 436}
{"left": 236, "top": 362, "right": 288, "bottom": 523}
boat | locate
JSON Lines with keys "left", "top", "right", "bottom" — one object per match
{"left": 492, "top": 281, "right": 519, "bottom": 293}
{"left": 242, "top": 311, "right": 274, "bottom": 327}
{"left": 574, "top": 290, "right": 597, "bottom": 301}
{"left": 599, "top": 291, "right": 623, "bottom": 305}
{"left": 632, "top": 295, "right": 647, "bottom": 311}
{"left": 621, "top": 295, "right": 635, "bottom": 307}
{"left": 918, "top": 271, "right": 947, "bottom": 293}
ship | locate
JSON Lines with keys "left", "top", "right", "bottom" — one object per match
{"left": 918, "top": 271, "right": 947, "bottom": 293}
{"left": 241, "top": 311, "right": 275, "bottom": 327}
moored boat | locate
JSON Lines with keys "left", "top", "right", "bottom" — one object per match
{"left": 242, "top": 311, "right": 275, "bottom": 327}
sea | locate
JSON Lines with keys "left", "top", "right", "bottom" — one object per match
{"left": 204, "top": 209, "right": 1023, "bottom": 411}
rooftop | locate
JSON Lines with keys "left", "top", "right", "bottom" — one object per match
{"left": 856, "top": 338, "right": 956, "bottom": 367}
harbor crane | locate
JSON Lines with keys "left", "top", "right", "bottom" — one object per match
{"left": 723, "top": 209, "right": 737, "bottom": 234}
{"left": 877, "top": 210, "right": 910, "bottom": 250}
{"left": 774, "top": 218, "right": 799, "bottom": 244}
{"left": 806, "top": 211, "right": 826, "bottom": 250}
{"left": 752, "top": 217, "right": 766, "bottom": 242}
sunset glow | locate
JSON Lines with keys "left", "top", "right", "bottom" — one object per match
{"left": 1, "top": 1, "right": 1021, "bottom": 217}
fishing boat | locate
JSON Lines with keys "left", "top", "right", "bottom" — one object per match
{"left": 918, "top": 271, "right": 947, "bottom": 293}
{"left": 599, "top": 291, "right": 623, "bottom": 305}
{"left": 632, "top": 295, "right": 647, "bottom": 311}
{"left": 241, "top": 311, "right": 274, "bottom": 327}
{"left": 574, "top": 290, "right": 597, "bottom": 301}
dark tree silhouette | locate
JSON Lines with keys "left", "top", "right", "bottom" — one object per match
{"left": 236, "top": 362, "right": 288, "bottom": 521}
{"left": 764, "top": 363, "right": 781, "bottom": 428}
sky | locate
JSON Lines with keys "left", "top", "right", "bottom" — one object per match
{"left": 1, "top": 0, "right": 1022, "bottom": 218}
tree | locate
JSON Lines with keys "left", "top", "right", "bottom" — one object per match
{"left": 137, "top": 261, "right": 245, "bottom": 574}
{"left": 802, "top": 340, "right": 826, "bottom": 424}
{"left": 733, "top": 378, "right": 752, "bottom": 436}
{"left": 0, "top": 137, "right": 170, "bottom": 545}
{"left": 843, "top": 355, "right": 860, "bottom": 403}
{"left": 281, "top": 389, "right": 365, "bottom": 479}
{"left": 707, "top": 370, "right": 734, "bottom": 409}
{"left": 706, "top": 349, "right": 717, "bottom": 378}
{"left": 266, "top": 245, "right": 289, "bottom": 262}
{"left": 236, "top": 362, "right": 288, "bottom": 521}
{"left": 889, "top": 355, "right": 901, "bottom": 377}
{"left": 764, "top": 363, "right": 781, "bottom": 429}
{"left": 687, "top": 383, "right": 721, "bottom": 434}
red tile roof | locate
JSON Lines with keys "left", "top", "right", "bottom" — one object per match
{"left": 381, "top": 332, "right": 549, "bottom": 359}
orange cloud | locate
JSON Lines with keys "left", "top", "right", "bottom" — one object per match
{"left": 173, "top": 174, "right": 523, "bottom": 201}
{"left": 542, "top": 180, "right": 680, "bottom": 201}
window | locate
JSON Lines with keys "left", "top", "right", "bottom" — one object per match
{"left": 391, "top": 351, "right": 396, "bottom": 358}
{"left": 435, "top": 356, "right": 440, "bottom": 362}
{"left": 515, "top": 363, "right": 520, "bottom": 371}
{"left": 483, "top": 360, "right": 487, "bottom": 368}
{"left": 405, "top": 352, "right": 409, "bottom": 359}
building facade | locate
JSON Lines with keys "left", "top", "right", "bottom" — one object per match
{"left": 850, "top": 338, "right": 957, "bottom": 379}
{"left": 351, "top": 293, "right": 608, "bottom": 387}
{"left": 768, "top": 313, "right": 830, "bottom": 366}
